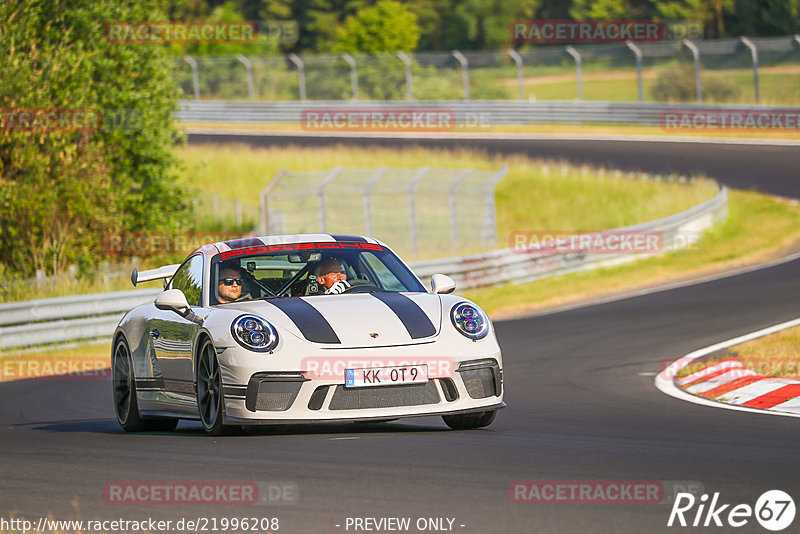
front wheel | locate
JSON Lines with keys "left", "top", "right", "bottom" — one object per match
{"left": 196, "top": 338, "right": 234, "bottom": 436}
{"left": 112, "top": 337, "right": 178, "bottom": 432}
{"left": 442, "top": 409, "right": 496, "bottom": 430}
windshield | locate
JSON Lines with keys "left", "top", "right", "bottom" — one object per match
{"left": 210, "top": 242, "right": 426, "bottom": 305}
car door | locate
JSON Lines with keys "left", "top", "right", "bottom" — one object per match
{"left": 150, "top": 254, "right": 204, "bottom": 401}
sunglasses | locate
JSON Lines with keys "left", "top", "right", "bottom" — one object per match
{"left": 219, "top": 278, "right": 243, "bottom": 286}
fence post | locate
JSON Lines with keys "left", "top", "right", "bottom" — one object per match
{"left": 318, "top": 167, "right": 343, "bottom": 233}
{"left": 740, "top": 37, "right": 760, "bottom": 104}
{"left": 183, "top": 55, "right": 200, "bottom": 100}
{"left": 565, "top": 46, "right": 583, "bottom": 101}
{"left": 483, "top": 165, "right": 509, "bottom": 246}
{"left": 682, "top": 39, "right": 703, "bottom": 102}
{"left": 408, "top": 166, "right": 431, "bottom": 254}
{"left": 451, "top": 51, "right": 470, "bottom": 100}
{"left": 449, "top": 169, "right": 472, "bottom": 248}
{"left": 342, "top": 53, "right": 359, "bottom": 100}
{"left": 235, "top": 200, "right": 242, "bottom": 228}
{"left": 363, "top": 167, "right": 387, "bottom": 237}
{"left": 288, "top": 54, "right": 306, "bottom": 101}
{"left": 236, "top": 54, "right": 255, "bottom": 100}
{"left": 625, "top": 41, "right": 644, "bottom": 103}
{"left": 396, "top": 52, "right": 414, "bottom": 101}
{"left": 260, "top": 169, "right": 287, "bottom": 234}
{"left": 507, "top": 49, "right": 525, "bottom": 100}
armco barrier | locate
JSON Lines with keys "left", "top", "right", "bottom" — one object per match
{"left": 175, "top": 100, "right": 800, "bottom": 128}
{"left": 0, "top": 289, "right": 161, "bottom": 350}
{"left": 415, "top": 186, "right": 727, "bottom": 290}
{"left": 0, "top": 187, "right": 726, "bottom": 349}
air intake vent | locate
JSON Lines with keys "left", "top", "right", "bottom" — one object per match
{"left": 308, "top": 385, "right": 330, "bottom": 411}
{"left": 254, "top": 382, "right": 302, "bottom": 411}
{"left": 246, "top": 373, "right": 307, "bottom": 412}
{"left": 458, "top": 361, "right": 501, "bottom": 399}
{"left": 329, "top": 382, "right": 440, "bottom": 410}
{"left": 439, "top": 378, "right": 459, "bottom": 402}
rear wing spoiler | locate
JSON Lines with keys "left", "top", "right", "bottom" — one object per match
{"left": 131, "top": 264, "right": 181, "bottom": 287}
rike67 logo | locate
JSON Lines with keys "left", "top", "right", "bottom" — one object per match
{"left": 668, "top": 490, "right": 795, "bottom": 531}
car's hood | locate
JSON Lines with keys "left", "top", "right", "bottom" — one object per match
{"left": 224, "top": 292, "right": 441, "bottom": 347}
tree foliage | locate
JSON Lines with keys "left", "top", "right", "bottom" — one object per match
{"left": 0, "top": 0, "right": 189, "bottom": 276}
{"left": 240, "top": 0, "right": 800, "bottom": 52}
{"left": 333, "top": 0, "right": 419, "bottom": 53}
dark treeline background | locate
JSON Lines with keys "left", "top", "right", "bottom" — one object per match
{"left": 168, "top": 0, "right": 800, "bottom": 53}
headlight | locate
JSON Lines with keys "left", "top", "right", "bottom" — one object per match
{"left": 450, "top": 302, "right": 489, "bottom": 340}
{"left": 231, "top": 314, "right": 279, "bottom": 352}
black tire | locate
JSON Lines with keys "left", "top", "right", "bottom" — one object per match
{"left": 196, "top": 338, "right": 234, "bottom": 436}
{"left": 442, "top": 409, "right": 497, "bottom": 430}
{"left": 113, "top": 337, "right": 178, "bottom": 432}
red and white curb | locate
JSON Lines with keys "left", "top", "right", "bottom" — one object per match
{"left": 655, "top": 318, "right": 800, "bottom": 418}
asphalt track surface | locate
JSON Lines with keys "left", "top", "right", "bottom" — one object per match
{"left": 2, "top": 134, "right": 800, "bottom": 534}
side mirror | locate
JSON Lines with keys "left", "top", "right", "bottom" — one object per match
{"left": 430, "top": 274, "right": 456, "bottom": 295}
{"left": 155, "top": 289, "right": 190, "bottom": 316}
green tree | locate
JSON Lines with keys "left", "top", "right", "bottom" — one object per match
{"left": 333, "top": 0, "right": 420, "bottom": 52}
{"left": 0, "top": 0, "right": 189, "bottom": 276}
{"left": 570, "top": 0, "right": 631, "bottom": 19}
{"left": 452, "top": 0, "right": 539, "bottom": 50}
{"left": 728, "top": 0, "right": 800, "bottom": 37}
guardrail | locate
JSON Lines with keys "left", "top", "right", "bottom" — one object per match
{"left": 0, "top": 289, "right": 161, "bottom": 350}
{"left": 0, "top": 186, "right": 726, "bottom": 349}
{"left": 413, "top": 186, "right": 727, "bottom": 289}
{"left": 176, "top": 100, "right": 800, "bottom": 127}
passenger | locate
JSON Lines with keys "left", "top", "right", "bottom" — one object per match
{"left": 316, "top": 258, "right": 351, "bottom": 294}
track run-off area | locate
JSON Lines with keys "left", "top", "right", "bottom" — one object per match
{"left": 2, "top": 133, "right": 800, "bottom": 533}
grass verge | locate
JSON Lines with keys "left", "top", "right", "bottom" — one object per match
{"left": 0, "top": 144, "right": 716, "bottom": 303}
{"left": 464, "top": 190, "right": 800, "bottom": 318}
{"left": 726, "top": 326, "right": 800, "bottom": 381}
{"left": 178, "top": 144, "right": 717, "bottom": 244}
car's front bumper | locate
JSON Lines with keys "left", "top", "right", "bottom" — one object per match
{"left": 220, "top": 357, "right": 504, "bottom": 424}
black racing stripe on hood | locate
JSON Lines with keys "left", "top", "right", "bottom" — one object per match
{"left": 224, "top": 237, "right": 265, "bottom": 249}
{"left": 266, "top": 297, "right": 341, "bottom": 344}
{"left": 371, "top": 292, "right": 436, "bottom": 339}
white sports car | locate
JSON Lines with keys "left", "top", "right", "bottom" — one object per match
{"left": 112, "top": 234, "right": 504, "bottom": 435}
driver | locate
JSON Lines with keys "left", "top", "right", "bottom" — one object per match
{"left": 316, "top": 258, "right": 351, "bottom": 294}
{"left": 217, "top": 262, "right": 247, "bottom": 303}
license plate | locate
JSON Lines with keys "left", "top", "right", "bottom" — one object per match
{"left": 345, "top": 364, "right": 428, "bottom": 388}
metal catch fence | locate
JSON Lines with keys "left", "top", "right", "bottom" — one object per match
{"left": 172, "top": 35, "right": 800, "bottom": 105}
{"left": 260, "top": 166, "right": 509, "bottom": 258}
